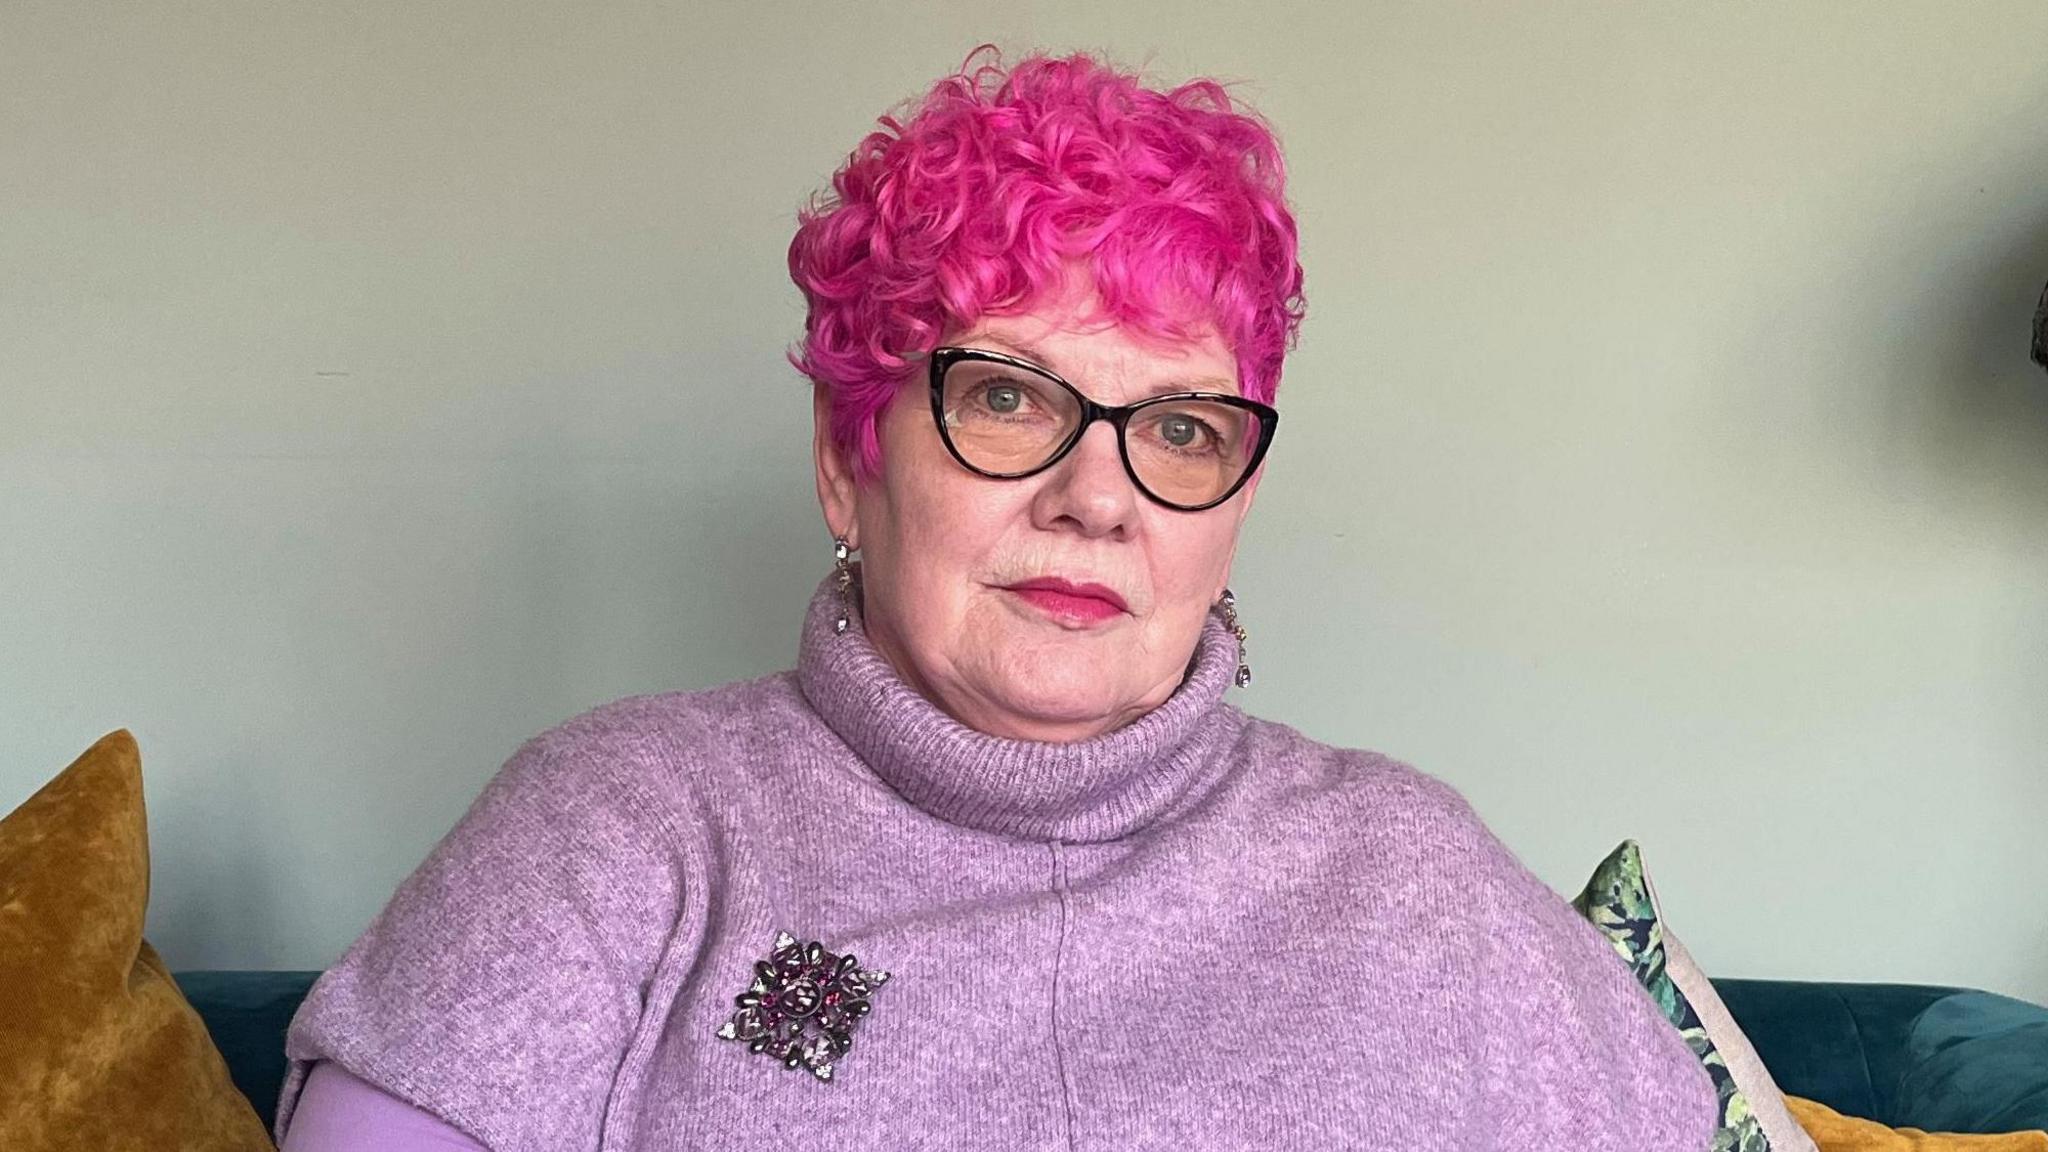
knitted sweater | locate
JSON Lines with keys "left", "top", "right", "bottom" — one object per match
{"left": 279, "top": 575, "right": 1716, "bottom": 1151}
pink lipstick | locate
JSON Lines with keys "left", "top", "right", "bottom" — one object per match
{"left": 1002, "top": 577, "right": 1129, "bottom": 624}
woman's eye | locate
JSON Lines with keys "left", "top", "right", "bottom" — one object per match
{"left": 983, "top": 385, "right": 1023, "bottom": 414}
{"left": 1151, "top": 411, "right": 1218, "bottom": 451}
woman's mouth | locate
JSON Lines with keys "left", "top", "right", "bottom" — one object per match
{"left": 1001, "top": 578, "right": 1129, "bottom": 625}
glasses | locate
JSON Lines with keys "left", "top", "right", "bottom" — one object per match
{"left": 927, "top": 346, "right": 1279, "bottom": 512}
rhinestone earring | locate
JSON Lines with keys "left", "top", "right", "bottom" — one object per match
{"left": 1217, "top": 588, "right": 1251, "bottom": 688}
{"left": 833, "top": 537, "right": 856, "bottom": 635}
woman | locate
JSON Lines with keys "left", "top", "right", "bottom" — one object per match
{"left": 278, "top": 50, "right": 1716, "bottom": 1151}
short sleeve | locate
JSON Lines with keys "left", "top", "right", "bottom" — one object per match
{"left": 278, "top": 726, "right": 688, "bottom": 1152}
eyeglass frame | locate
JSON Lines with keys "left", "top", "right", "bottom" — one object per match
{"left": 925, "top": 345, "right": 1279, "bottom": 513}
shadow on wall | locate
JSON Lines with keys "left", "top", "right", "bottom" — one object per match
{"left": 1924, "top": 202, "right": 2048, "bottom": 480}
{"left": 1687, "top": 68, "right": 2048, "bottom": 549}
{"left": 1898, "top": 65, "right": 2048, "bottom": 518}
{"left": 2032, "top": 278, "right": 2048, "bottom": 375}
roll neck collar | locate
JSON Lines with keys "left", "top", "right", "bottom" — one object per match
{"left": 794, "top": 572, "right": 1246, "bottom": 843}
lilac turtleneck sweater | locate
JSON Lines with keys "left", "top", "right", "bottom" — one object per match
{"left": 278, "top": 575, "right": 1715, "bottom": 1151}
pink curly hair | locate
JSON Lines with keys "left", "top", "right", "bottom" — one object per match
{"left": 787, "top": 47, "right": 1306, "bottom": 481}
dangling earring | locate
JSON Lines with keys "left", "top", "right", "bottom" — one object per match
{"left": 1217, "top": 588, "right": 1251, "bottom": 687}
{"left": 833, "top": 537, "right": 856, "bottom": 635}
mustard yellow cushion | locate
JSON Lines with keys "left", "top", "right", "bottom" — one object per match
{"left": 1789, "top": 1095, "right": 2048, "bottom": 1151}
{"left": 0, "top": 729, "right": 274, "bottom": 1151}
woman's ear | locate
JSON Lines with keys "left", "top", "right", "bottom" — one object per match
{"left": 812, "top": 385, "right": 860, "bottom": 548}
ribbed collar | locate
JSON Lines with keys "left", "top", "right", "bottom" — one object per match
{"left": 794, "top": 571, "right": 1246, "bottom": 843}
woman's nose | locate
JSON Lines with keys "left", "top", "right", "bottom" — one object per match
{"left": 1031, "top": 421, "right": 1139, "bottom": 539}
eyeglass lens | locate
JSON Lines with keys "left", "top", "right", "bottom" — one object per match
{"left": 938, "top": 359, "right": 1260, "bottom": 508}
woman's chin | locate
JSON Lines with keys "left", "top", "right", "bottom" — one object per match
{"left": 963, "top": 656, "right": 1140, "bottom": 740}
{"left": 991, "top": 689, "right": 1115, "bottom": 735}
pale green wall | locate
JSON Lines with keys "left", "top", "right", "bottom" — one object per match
{"left": 4, "top": 2, "right": 2045, "bottom": 1002}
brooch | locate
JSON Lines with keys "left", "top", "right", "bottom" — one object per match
{"left": 715, "top": 930, "right": 891, "bottom": 1082}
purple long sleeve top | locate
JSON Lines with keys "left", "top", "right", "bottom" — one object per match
{"left": 278, "top": 575, "right": 1715, "bottom": 1150}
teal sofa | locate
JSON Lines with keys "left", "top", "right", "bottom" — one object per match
{"left": 1713, "top": 979, "right": 2048, "bottom": 1135}
{"left": 178, "top": 971, "right": 2048, "bottom": 1140}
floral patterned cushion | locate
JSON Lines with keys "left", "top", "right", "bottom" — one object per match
{"left": 1573, "top": 839, "right": 1778, "bottom": 1152}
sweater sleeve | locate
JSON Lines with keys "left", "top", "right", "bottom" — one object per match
{"left": 277, "top": 723, "right": 689, "bottom": 1152}
{"left": 1434, "top": 789, "right": 1719, "bottom": 1149}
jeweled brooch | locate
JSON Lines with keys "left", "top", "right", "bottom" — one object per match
{"left": 715, "top": 930, "right": 891, "bottom": 1082}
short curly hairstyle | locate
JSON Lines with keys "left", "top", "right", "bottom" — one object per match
{"left": 788, "top": 47, "right": 1306, "bottom": 481}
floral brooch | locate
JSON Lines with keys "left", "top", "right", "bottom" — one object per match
{"left": 715, "top": 930, "right": 891, "bottom": 1082}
